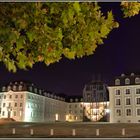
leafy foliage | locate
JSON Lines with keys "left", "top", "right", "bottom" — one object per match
{"left": 121, "top": 2, "right": 140, "bottom": 17}
{"left": 0, "top": 2, "right": 138, "bottom": 72}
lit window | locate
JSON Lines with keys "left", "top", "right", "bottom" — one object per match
{"left": 116, "top": 99, "right": 121, "bottom": 106}
{"left": 116, "top": 90, "right": 121, "bottom": 95}
{"left": 135, "top": 77, "right": 140, "bottom": 84}
{"left": 126, "top": 109, "right": 131, "bottom": 116}
{"left": 136, "top": 89, "right": 140, "bottom": 94}
{"left": 125, "top": 78, "right": 130, "bottom": 85}
{"left": 137, "top": 109, "right": 140, "bottom": 115}
{"left": 136, "top": 98, "right": 140, "bottom": 104}
{"left": 115, "top": 79, "right": 120, "bottom": 85}
{"left": 116, "top": 109, "right": 121, "bottom": 116}
{"left": 126, "top": 98, "right": 131, "bottom": 105}
{"left": 126, "top": 89, "right": 130, "bottom": 94}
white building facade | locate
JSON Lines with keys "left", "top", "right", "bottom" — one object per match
{"left": 0, "top": 81, "right": 110, "bottom": 122}
{"left": 109, "top": 73, "right": 140, "bottom": 123}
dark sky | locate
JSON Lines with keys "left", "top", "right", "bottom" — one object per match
{"left": 1, "top": 3, "right": 140, "bottom": 96}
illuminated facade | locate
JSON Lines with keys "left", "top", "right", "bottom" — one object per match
{"left": 0, "top": 81, "right": 110, "bottom": 122}
{"left": 109, "top": 73, "right": 140, "bottom": 123}
{"left": 83, "top": 80, "right": 109, "bottom": 121}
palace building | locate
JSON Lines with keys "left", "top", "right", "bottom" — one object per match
{"left": 0, "top": 81, "right": 110, "bottom": 122}
{"left": 108, "top": 73, "right": 140, "bottom": 123}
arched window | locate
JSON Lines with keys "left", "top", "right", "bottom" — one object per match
{"left": 115, "top": 79, "right": 120, "bottom": 85}
{"left": 125, "top": 78, "right": 130, "bottom": 85}
{"left": 135, "top": 77, "right": 140, "bottom": 84}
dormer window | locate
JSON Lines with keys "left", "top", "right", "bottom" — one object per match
{"left": 2, "top": 86, "right": 6, "bottom": 92}
{"left": 29, "top": 86, "right": 32, "bottom": 92}
{"left": 115, "top": 79, "right": 120, "bottom": 85}
{"left": 13, "top": 85, "right": 16, "bottom": 91}
{"left": 39, "top": 90, "right": 42, "bottom": 94}
{"left": 70, "top": 99, "right": 73, "bottom": 102}
{"left": 125, "top": 78, "right": 130, "bottom": 85}
{"left": 7, "top": 86, "right": 11, "bottom": 91}
{"left": 19, "top": 85, "right": 22, "bottom": 91}
{"left": 135, "top": 77, "right": 140, "bottom": 84}
{"left": 34, "top": 88, "right": 37, "bottom": 93}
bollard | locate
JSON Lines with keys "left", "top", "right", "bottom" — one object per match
{"left": 72, "top": 129, "right": 76, "bottom": 136}
{"left": 12, "top": 128, "right": 15, "bottom": 134}
{"left": 30, "top": 129, "right": 34, "bottom": 135}
{"left": 122, "top": 128, "right": 125, "bottom": 136}
{"left": 96, "top": 129, "right": 99, "bottom": 136}
{"left": 50, "top": 129, "right": 54, "bottom": 136}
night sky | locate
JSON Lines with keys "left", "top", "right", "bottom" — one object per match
{"left": 0, "top": 3, "right": 140, "bottom": 96}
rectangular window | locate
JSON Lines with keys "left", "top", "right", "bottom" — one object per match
{"left": 126, "top": 89, "right": 130, "bottom": 94}
{"left": 80, "top": 110, "right": 83, "bottom": 113}
{"left": 4, "top": 95, "right": 6, "bottom": 99}
{"left": 116, "top": 90, "right": 120, "bottom": 95}
{"left": 21, "top": 95, "right": 23, "bottom": 98}
{"left": 14, "top": 111, "right": 16, "bottom": 116}
{"left": 8, "top": 103, "right": 11, "bottom": 107}
{"left": 9, "top": 95, "right": 12, "bottom": 99}
{"left": 15, "top": 95, "right": 18, "bottom": 98}
{"left": 126, "top": 109, "right": 131, "bottom": 116}
{"left": 116, "top": 99, "right": 121, "bottom": 106}
{"left": 136, "top": 89, "right": 140, "bottom": 94}
{"left": 136, "top": 98, "right": 140, "bottom": 104}
{"left": 15, "top": 103, "right": 17, "bottom": 107}
{"left": 20, "top": 103, "right": 22, "bottom": 107}
{"left": 69, "top": 110, "right": 72, "bottom": 113}
{"left": 75, "top": 105, "right": 77, "bottom": 108}
{"left": 2, "top": 111, "right": 5, "bottom": 116}
{"left": 137, "top": 109, "right": 140, "bottom": 115}
{"left": 136, "top": 108, "right": 140, "bottom": 116}
{"left": 69, "top": 105, "right": 71, "bottom": 108}
{"left": 3, "top": 103, "right": 5, "bottom": 107}
{"left": 116, "top": 109, "right": 121, "bottom": 116}
{"left": 126, "top": 98, "right": 131, "bottom": 105}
